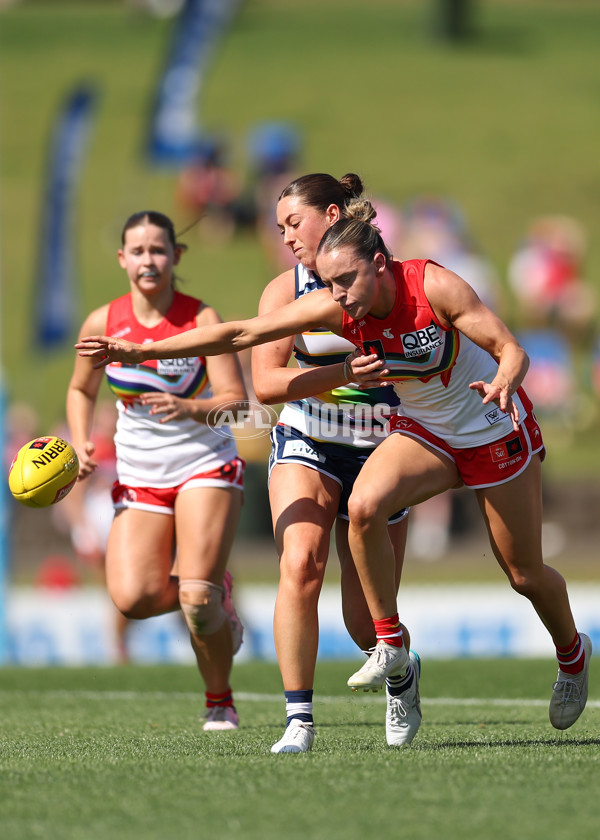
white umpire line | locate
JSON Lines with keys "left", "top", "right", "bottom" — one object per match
{"left": 0, "top": 689, "right": 598, "bottom": 709}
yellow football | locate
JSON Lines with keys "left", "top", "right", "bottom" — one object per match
{"left": 8, "top": 436, "right": 79, "bottom": 508}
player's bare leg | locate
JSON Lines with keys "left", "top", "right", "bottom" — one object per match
{"left": 269, "top": 465, "right": 338, "bottom": 752}
{"left": 476, "top": 457, "right": 576, "bottom": 645}
{"left": 176, "top": 486, "right": 242, "bottom": 731}
{"left": 339, "top": 514, "right": 421, "bottom": 745}
{"left": 346, "top": 435, "right": 457, "bottom": 692}
{"left": 477, "top": 456, "right": 591, "bottom": 730}
{"left": 106, "top": 508, "right": 179, "bottom": 618}
{"left": 348, "top": 434, "right": 458, "bottom": 619}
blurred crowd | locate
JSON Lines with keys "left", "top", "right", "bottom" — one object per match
{"left": 173, "top": 120, "right": 599, "bottom": 432}
{"left": 5, "top": 120, "right": 599, "bottom": 580}
{"left": 174, "top": 121, "right": 302, "bottom": 274}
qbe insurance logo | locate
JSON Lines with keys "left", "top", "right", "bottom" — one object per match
{"left": 207, "top": 400, "right": 279, "bottom": 440}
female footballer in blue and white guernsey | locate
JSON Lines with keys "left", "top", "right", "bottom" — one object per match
{"left": 77, "top": 188, "right": 592, "bottom": 738}
{"left": 251, "top": 174, "right": 416, "bottom": 753}
{"left": 67, "top": 211, "right": 247, "bottom": 731}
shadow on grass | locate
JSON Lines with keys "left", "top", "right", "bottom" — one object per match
{"left": 313, "top": 721, "right": 600, "bottom": 749}
{"left": 425, "top": 736, "right": 600, "bottom": 749}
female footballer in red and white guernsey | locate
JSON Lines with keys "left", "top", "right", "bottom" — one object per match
{"left": 77, "top": 198, "right": 591, "bottom": 734}
{"left": 68, "top": 211, "right": 247, "bottom": 732}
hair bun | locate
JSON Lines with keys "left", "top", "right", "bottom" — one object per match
{"left": 339, "top": 173, "right": 364, "bottom": 198}
{"left": 345, "top": 197, "right": 378, "bottom": 225}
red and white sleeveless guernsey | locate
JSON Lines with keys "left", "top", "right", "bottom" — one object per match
{"left": 341, "top": 259, "right": 530, "bottom": 448}
{"left": 105, "top": 291, "right": 238, "bottom": 487}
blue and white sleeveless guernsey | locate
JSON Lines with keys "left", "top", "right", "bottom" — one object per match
{"left": 104, "top": 291, "right": 237, "bottom": 487}
{"left": 277, "top": 264, "right": 401, "bottom": 448}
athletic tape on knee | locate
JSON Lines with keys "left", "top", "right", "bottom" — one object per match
{"left": 179, "top": 579, "right": 226, "bottom": 636}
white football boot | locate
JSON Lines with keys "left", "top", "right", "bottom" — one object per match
{"left": 549, "top": 633, "right": 592, "bottom": 730}
{"left": 270, "top": 720, "right": 315, "bottom": 754}
{"left": 386, "top": 650, "right": 422, "bottom": 747}
{"left": 202, "top": 705, "right": 239, "bottom": 731}
{"left": 348, "top": 640, "right": 410, "bottom": 691}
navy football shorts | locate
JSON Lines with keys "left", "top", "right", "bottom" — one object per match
{"left": 268, "top": 424, "right": 409, "bottom": 523}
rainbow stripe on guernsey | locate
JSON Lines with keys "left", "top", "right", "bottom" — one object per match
{"left": 105, "top": 359, "right": 208, "bottom": 404}
{"left": 277, "top": 265, "right": 400, "bottom": 447}
{"left": 378, "top": 326, "right": 460, "bottom": 384}
{"left": 104, "top": 291, "right": 210, "bottom": 404}
{"left": 103, "top": 291, "right": 238, "bottom": 489}
{"left": 341, "top": 259, "right": 460, "bottom": 386}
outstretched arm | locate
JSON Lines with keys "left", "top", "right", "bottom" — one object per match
{"left": 76, "top": 288, "right": 344, "bottom": 368}
{"left": 252, "top": 273, "right": 387, "bottom": 404}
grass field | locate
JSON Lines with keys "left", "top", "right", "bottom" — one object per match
{"left": 1, "top": 0, "right": 600, "bottom": 478}
{"left": 0, "top": 660, "right": 598, "bottom": 840}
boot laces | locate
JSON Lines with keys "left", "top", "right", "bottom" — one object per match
{"left": 388, "top": 696, "right": 409, "bottom": 722}
{"left": 552, "top": 678, "right": 581, "bottom": 704}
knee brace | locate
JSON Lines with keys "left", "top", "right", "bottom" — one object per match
{"left": 179, "top": 579, "right": 226, "bottom": 637}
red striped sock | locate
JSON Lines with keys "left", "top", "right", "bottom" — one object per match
{"left": 556, "top": 633, "right": 585, "bottom": 675}
{"left": 206, "top": 688, "right": 234, "bottom": 709}
{"left": 374, "top": 614, "right": 404, "bottom": 648}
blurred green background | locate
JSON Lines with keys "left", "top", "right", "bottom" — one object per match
{"left": 1, "top": 0, "right": 599, "bottom": 483}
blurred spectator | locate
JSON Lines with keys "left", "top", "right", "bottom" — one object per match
{"left": 35, "top": 554, "right": 81, "bottom": 590}
{"left": 516, "top": 330, "right": 575, "bottom": 426}
{"left": 52, "top": 401, "right": 131, "bottom": 661}
{"left": 372, "top": 197, "right": 405, "bottom": 258}
{"left": 4, "top": 401, "right": 39, "bottom": 471}
{"left": 406, "top": 493, "right": 453, "bottom": 562}
{"left": 244, "top": 121, "right": 303, "bottom": 272}
{"left": 55, "top": 400, "right": 117, "bottom": 568}
{"left": 175, "top": 133, "right": 242, "bottom": 242}
{"left": 508, "top": 215, "right": 595, "bottom": 344}
{"left": 401, "top": 195, "right": 502, "bottom": 312}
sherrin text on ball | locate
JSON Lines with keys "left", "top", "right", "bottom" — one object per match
{"left": 8, "top": 436, "right": 79, "bottom": 508}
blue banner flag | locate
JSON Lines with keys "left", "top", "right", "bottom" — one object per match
{"left": 34, "top": 84, "right": 98, "bottom": 350}
{"left": 0, "top": 377, "right": 7, "bottom": 663}
{"left": 146, "top": 0, "right": 242, "bottom": 166}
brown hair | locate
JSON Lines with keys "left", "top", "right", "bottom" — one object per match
{"left": 317, "top": 198, "right": 392, "bottom": 263}
{"left": 278, "top": 173, "right": 364, "bottom": 215}
{"left": 120, "top": 210, "right": 187, "bottom": 253}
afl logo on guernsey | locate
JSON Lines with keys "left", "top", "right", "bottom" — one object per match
{"left": 401, "top": 324, "right": 444, "bottom": 358}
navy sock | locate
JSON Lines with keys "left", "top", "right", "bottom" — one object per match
{"left": 386, "top": 663, "right": 414, "bottom": 697}
{"left": 284, "top": 689, "right": 313, "bottom": 726}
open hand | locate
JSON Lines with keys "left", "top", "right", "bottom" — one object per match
{"left": 75, "top": 335, "right": 143, "bottom": 369}
{"left": 469, "top": 380, "right": 520, "bottom": 431}
{"left": 139, "top": 393, "right": 193, "bottom": 423}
